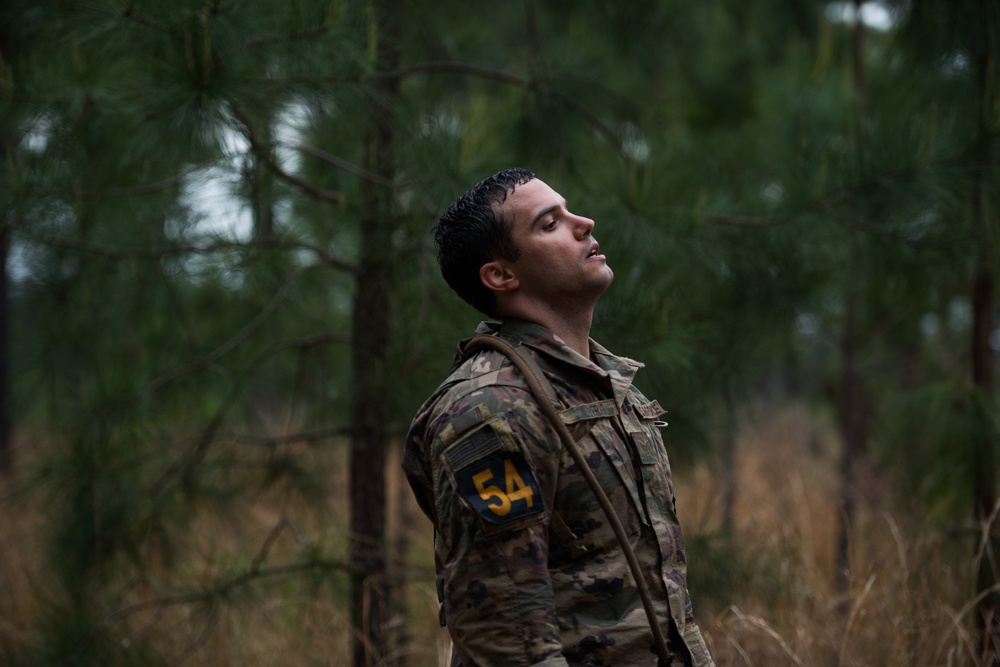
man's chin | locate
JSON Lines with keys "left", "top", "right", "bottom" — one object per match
{"left": 594, "top": 269, "right": 614, "bottom": 296}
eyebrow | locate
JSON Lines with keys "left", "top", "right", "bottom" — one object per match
{"left": 530, "top": 200, "right": 567, "bottom": 230}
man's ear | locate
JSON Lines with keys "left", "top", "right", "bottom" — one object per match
{"left": 480, "top": 260, "right": 519, "bottom": 293}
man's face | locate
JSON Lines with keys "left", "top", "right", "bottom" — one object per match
{"left": 498, "top": 178, "right": 614, "bottom": 310}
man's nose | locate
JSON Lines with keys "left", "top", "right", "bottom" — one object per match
{"left": 573, "top": 213, "right": 595, "bottom": 237}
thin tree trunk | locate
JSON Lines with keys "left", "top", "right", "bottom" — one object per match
{"left": 250, "top": 120, "right": 275, "bottom": 242}
{"left": 231, "top": 105, "right": 276, "bottom": 242}
{"left": 0, "top": 0, "right": 13, "bottom": 479}
{"left": 720, "top": 390, "right": 737, "bottom": 542}
{"left": 833, "top": 0, "right": 868, "bottom": 604}
{"left": 0, "top": 219, "right": 10, "bottom": 476}
{"left": 971, "top": 0, "right": 998, "bottom": 657}
{"left": 833, "top": 250, "right": 865, "bottom": 601}
{"left": 392, "top": 472, "right": 414, "bottom": 667}
{"left": 973, "top": 259, "right": 998, "bottom": 664}
{"left": 349, "top": 0, "right": 400, "bottom": 664}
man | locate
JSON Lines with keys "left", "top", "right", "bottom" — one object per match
{"left": 403, "top": 168, "right": 715, "bottom": 667}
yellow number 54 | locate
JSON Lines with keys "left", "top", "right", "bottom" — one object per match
{"left": 472, "top": 458, "right": 536, "bottom": 517}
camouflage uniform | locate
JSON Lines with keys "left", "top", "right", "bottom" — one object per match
{"left": 403, "top": 319, "right": 715, "bottom": 667}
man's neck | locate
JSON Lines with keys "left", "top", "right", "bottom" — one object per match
{"left": 504, "top": 304, "right": 594, "bottom": 358}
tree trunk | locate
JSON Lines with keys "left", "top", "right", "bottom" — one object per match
{"left": 833, "top": 252, "right": 865, "bottom": 601}
{"left": 973, "top": 260, "right": 998, "bottom": 664}
{"left": 720, "top": 391, "right": 737, "bottom": 542}
{"left": 833, "top": 0, "right": 868, "bottom": 604}
{"left": 392, "top": 470, "right": 414, "bottom": 667}
{"left": 971, "top": 0, "right": 998, "bottom": 657}
{"left": 0, "top": 218, "right": 10, "bottom": 476}
{"left": 250, "top": 120, "right": 275, "bottom": 242}
{"left": 348, "top": 0, "right": 401, "bottom": 664}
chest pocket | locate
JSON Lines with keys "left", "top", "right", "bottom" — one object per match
{"left": 558, "top": 397, "right": 653, "bottom": 532}
{"left": 624, "top": 398, "right": 667, "bottom": 465}
{"left": 548, "top": 398, "right": 630, "bottom": 554}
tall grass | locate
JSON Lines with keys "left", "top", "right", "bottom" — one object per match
{"left": 0, "top": 403, "right": 987, "bottom": 665}
{"left": 685, "top": 405, "right": 980, "bottom": 666}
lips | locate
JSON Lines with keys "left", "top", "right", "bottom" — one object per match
{"left": 586, "top": 241, "right": 602, "bottom": 259}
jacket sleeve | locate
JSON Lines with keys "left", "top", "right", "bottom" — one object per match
{"left": 429, "top": 390, "right": 568, "bottom": 667}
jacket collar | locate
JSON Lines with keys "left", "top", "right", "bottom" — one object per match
{"left": 469, "top": 318, "right": 644, "bottom": 407}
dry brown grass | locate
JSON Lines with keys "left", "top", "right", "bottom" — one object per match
{"left": 682, "top": 404, "right": 979, "bottom": 666}
{"left": 0, "top": 404, "right": 988, "bottom": 665}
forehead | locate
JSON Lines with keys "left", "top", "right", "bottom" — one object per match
{"left": 499, "top": 179, "right": 564, "bottom": 228}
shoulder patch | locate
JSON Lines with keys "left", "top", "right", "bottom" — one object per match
{"left": 448, "top": 425, "right": 544, "bottom": 526}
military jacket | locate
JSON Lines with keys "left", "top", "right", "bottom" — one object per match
{"left": 403, "top": 319, "right": 714, "bottom": 667}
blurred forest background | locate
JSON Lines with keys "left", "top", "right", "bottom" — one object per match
{"left": 0, "top": 0, "right": 997, "bottom": 665}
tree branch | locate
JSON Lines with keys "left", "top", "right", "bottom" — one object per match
{"left": 12, "top": 231, "right": 355, "bottom": 274}
{"left": 393, "top": 61, "right": 626, "bottom": 157}
{"left": 139, "top": 331, "right": 350, "bottom": 401}
{"left": 229, "top": 104, "right": 346, "bottom": 205}
{"left": 245, "top": 26, "right": 330, "bottom": 49}
{"left": 99, "top": 559, "right": 348, "bottom": 633}
{"left": 118, "top": 3, "right": 186, "bottom": 40}
{"left": 292, "top": 142, "right": 393, "bottom": 187}
{"left": 396, "top": 60, "right": 531, "bottom": 86}
{"left": 216, "top": 425, "right": 352, "bottom": 446}
{"left": 270, "top": 161, "right": 345, "bottom": 205}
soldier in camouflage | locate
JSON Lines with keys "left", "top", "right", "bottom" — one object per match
{"left": 403, "top": 168, "right": 715, "bottom": 667}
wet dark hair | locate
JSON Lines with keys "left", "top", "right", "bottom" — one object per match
{"left": 434, "top": 167, "right": 536, "bottom": 318}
